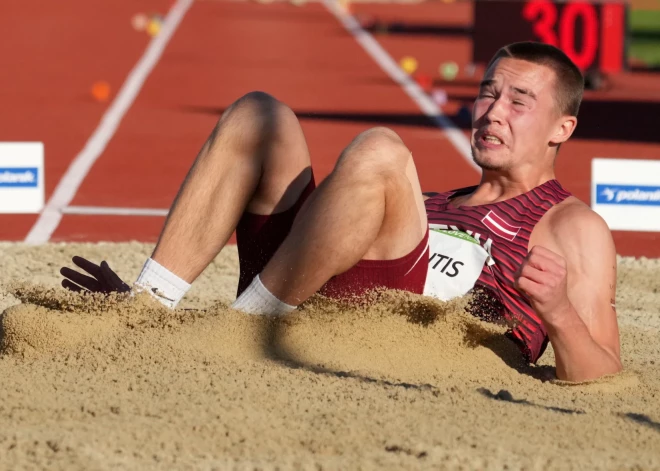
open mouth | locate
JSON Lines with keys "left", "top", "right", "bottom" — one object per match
{"left": 478, "top": 132, "right": 505, "bottom": 148}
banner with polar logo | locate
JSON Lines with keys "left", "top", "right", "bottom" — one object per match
{"left": 0, "top": 142, "right": 45, "bottom": 213}
{"left": 591, "top": 158, "right": 660, "bottom": 232}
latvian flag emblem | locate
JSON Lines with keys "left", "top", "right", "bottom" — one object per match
{"left": 481, "top": 210, "right": 521, "bottom": 241}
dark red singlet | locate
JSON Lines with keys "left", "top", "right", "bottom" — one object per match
{"left": 424, "top": 179, "right": 572, "bottom": 363}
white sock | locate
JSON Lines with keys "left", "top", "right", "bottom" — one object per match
{"left": 134, "top": 258, "right": 191, "bottom": 309}
{"left": 231, "top": 274, "right": 296, "bottom": 315}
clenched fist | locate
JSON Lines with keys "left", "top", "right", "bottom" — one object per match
{"left": 514, "top": 245, "right": 572, "bottom": 324}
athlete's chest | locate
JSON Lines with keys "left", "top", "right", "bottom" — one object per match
{"left": 421, "top": 182, "right": 572, "bottom": 301}
{"left": 427, "top": 202, "right": 534, "bottom": 254}
{"left": 422, "top": 203, "right": 535, "bottom": 300}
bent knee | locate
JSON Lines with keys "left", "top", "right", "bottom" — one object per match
{"left": 355, "top": 126, "right": 404, "bottom": 148}
{"left": 215, "top": 91, "right": 299, "bottom": 147}
{"left": 222, "top": 91, "right": 294, "bottom": 127}
{"left": 233, "top": 90, "right": 279, "bottom": 110}
{"left": 340, "top": 127, "right": 410, "bottom": 172}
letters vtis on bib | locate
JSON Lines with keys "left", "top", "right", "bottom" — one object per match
{"left": 423, "top": 224, "right": 494, "bottom": 301}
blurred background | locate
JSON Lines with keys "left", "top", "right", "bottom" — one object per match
{"left": 0, "top": 0, "right": 658, "bottom": 257}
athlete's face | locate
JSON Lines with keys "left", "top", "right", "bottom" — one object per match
{"left": 470, "top": 57, "right": 576, "bottom": 172}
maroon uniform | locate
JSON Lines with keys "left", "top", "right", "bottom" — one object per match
{"left": 424, "top": 179, "right": 572, "bottom": 363}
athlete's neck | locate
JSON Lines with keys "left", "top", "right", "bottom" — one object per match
{"left": 454, "top": 167, "right": 556, "bottom": 207}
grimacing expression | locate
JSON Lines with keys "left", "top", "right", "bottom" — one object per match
{"left": 470, "top": 57, "right": 567, "bottom": 172}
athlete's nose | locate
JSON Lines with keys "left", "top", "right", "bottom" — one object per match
{"left": 484, "top": 96, "right": 506, "bottom": 125}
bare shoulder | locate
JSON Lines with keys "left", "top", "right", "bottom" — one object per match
{"left": 548, "top": 196, "right": 613, "bottom": 240}
{"left": 531, "top": 196, "right": 616, "bottom": 260}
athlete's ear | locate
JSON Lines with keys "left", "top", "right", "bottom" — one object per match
{"left": 550, "top": 115, "right": 577, "bottom": 146}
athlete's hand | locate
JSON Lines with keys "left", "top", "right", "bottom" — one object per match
{"left": 60, "top": 256, "right": 131, "bottom": 294}
{"left": 514, "top": 245, "right": 571, "bottom": 324}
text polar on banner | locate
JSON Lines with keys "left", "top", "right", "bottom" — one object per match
{"left": 591, "top": 158, "right": 660, "bottom": 232}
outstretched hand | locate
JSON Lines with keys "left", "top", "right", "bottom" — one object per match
{"left": 60, "top": 256, "right": 131, "bottom": 294}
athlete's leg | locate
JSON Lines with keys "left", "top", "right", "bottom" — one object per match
{"left": 150, "top": 91, "right": 312, "bottom": 283}
{"left": 257, "top": 127, "right": 428, "bottom": 306}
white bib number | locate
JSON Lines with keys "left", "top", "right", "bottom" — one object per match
{"left": 423, "top": 226, "right": 494, "bottom": 301}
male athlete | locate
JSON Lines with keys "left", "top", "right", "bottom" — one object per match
{"left": 60, "top": 42, "right": 622, "bottom": 383}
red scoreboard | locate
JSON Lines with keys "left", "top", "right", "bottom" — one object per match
{"left": 472, "top": 0, "right": 628, "bottom": 73}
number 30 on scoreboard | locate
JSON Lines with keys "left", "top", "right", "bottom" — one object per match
{"left": 472, "top": 0, "right": 628, "bottom": 73}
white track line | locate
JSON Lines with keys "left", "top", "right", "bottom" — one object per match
{"left": 62, "top": 206, "right": 169, "bottom": 217}
{"left": 24, "top": 0, "right": 194, "bottom": 245}
{"left": 322, "top": 0, "right": 478, "bottom": 171}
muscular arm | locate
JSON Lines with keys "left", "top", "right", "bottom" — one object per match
{"left": 524, "top": 202, "right": 622, "bottom": 382}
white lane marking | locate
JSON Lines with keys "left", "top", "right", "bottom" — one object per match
{"left": 62, "top": 206, "right": 169, "bottom": 217}
{"left": 322, "top": 0, "right": 478, "bottom": 171}
{"left": 25, "top": 0, "right": 194, "bottom": 244}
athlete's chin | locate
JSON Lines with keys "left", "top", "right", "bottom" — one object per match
{"left": 471, "top": 150, "right": 509, "bottom": 171}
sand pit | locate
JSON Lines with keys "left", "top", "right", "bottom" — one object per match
{"left": 0, "top": 241, "right": 659, "bottom": 470}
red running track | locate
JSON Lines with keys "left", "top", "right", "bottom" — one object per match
{"left": 1, "top": 0, "right": 659, "bottom": 257}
